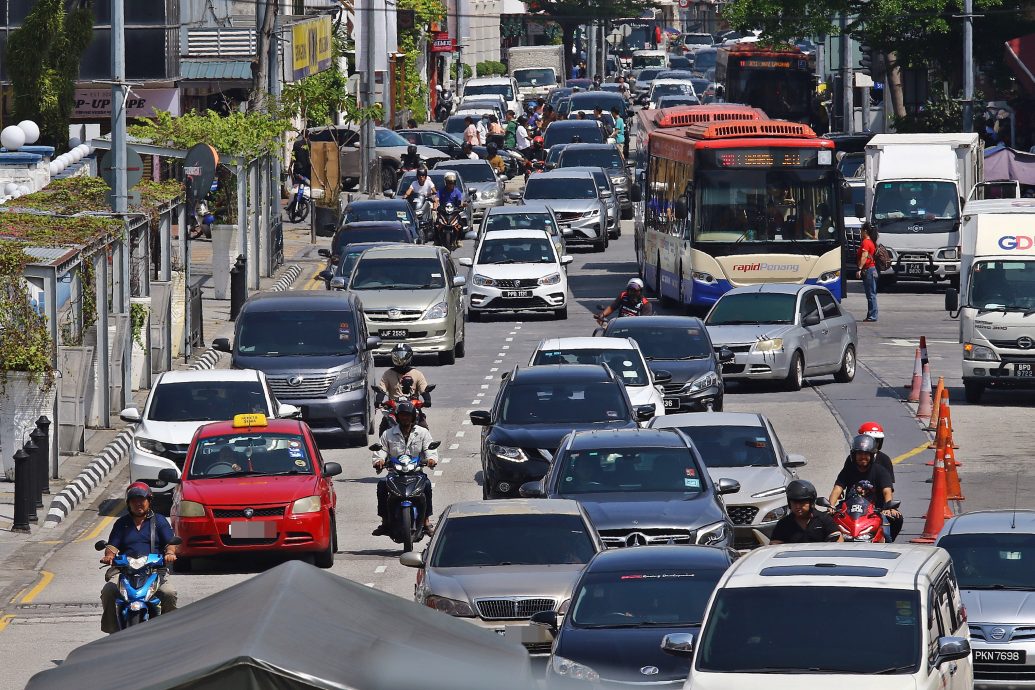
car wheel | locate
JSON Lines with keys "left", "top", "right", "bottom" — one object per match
{"left": 456, "top": 333, "right": 466, "bottom": 358}
{"left": 467, "top": 309, "right": 481, "bottom": 323}
{"left": 712, "top": 396, "right": 724, "bottom": 411}
{"left": 380, "top": 164, "right": 398, "bottom": 192}
{"left": 314, "top": 518, "right": 335, "bottom": 568}
{"left": 964, "top": 381, "right": 984, "bottom": 404}
{"left": 174, "top": 557, "right": 193, "bottom": 574}
{"left": 439, "top": 347, "right": 456, "bottom": 365}
{"left": 784, "top": 352, "right": 804, "bottom": 391}
{"left": 555, "top": 306, "right": 568, "bottom": 320}
{"left": 834, "top": 345, "right": 856, "bottom": 383}
{"left": 482, "top": 481, "right": 491, "bottom": 500}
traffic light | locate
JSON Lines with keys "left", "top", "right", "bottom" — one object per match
{"left": 858, "top": 41, "right": 873, "bottom": 75}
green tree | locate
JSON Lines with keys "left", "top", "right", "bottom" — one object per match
{"left": 5, "top": 0, "right": 94, "bottom": 149}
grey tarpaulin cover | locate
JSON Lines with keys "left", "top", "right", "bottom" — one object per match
{"left": 26, "top": 560, "right": 534, "bottom": 690}
{"left": 984, "top": 144, "right": 1035, "bottom": 185}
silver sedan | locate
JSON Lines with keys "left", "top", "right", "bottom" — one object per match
{"left": 704, "top": 284, "right": 858, "bottom": 391}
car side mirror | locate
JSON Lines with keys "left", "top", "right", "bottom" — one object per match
{"left": 351, "top": 141, "right": 361, "bottom": 148}
{"left": 329, "top": 276, "right": 347, "bottom": 290}
{"left": 785, "top": 453, "right": 807, "bottom": 468}
{"left": 400, "top": 551, "right": 425, "bottom": 568}
{"left": 519, "top": 481, "right": 545, "bottom": 498}
{"left": 277, "top": 403, "right": 302, "bottom": 419}
{"left": 365, "top": 336, "right": 382, "bottom": 351}
{"left": 634, "top": 403, "right": 656, "bottom": 421}
{"left": 530, "top": 609, "right": 559, "bottom": 634}
{"left": 674, "top": 198, "right": 689, "bottom": 220}
{"left": 384, "top": 190, "right": 396, "bottom": 199}
{"left": 854, "top": 203, "right": 865, "bottom": 219}
{"left": 507, "top": 192, "right": 522, "bottom": 201}
{"left": 803, "top": 311, "right": 821, "bottom": 327}
{"left": 452, "top": 275, "right": 466, "bottom": 287}
{"left": 718, "top": 347, "right": 735, "bottom": 364}
{"left": 458, "top": 257, "right": 473, "bottom": 267}
{"left": 934, "top": 636, "right": 971, "bottom": 667}
{"left": 119, "top": 407, "right": 141, "bottom": 423}
{"left": 562, "top": 228, "right": 574, "bottom": 237}
{"left": 157, "top": 468, "right": 181, "bottom": 485}
{"left": 318, "top": 248, "right": 332, "bottom": 258}
{"left": 464, "top": 231, "right": 477, "bottom": 240}
{"left": 212, "top": 337, "right": 232, "bottom": 353}
{"left": 945, "top": 287, "right": 959, "bottom": 312}
{"left": 318, "top": 269, "right": 333, "bottom": 281}
{"left": 717, "top": 477, "right": 741, "bottom": 495}
{"left": 660, "top": 632, "right": 694, "bottom": 657}
{"left": 322, "top": 462, "right": 343, "bottom": 478}
{"left": 469, "top": 410, "right": 491, "bottom": 426}
{"left": 560, "top": 255, "right": 573, "bottom": 265}
{"left": 651, "top": 369, "right": 672, "bottom": 383}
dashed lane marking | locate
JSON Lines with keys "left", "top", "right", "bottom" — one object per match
{"left": 434, "top": 470, "right": 443, "bottom": 476}
{"left": 490, "top": 368, "right": 498, "bottom": 372}
{"left": 374, "top": 565, "right": 387, "bottom": 574}
{"left": 484, "top": 375, "right": 493, "bottom": 380}
{"left": 441, "top": 458, "right": 451, "bottom": 463}
{"left": 449, "top": 443, "right": 459, "bottom": 450}
{"left": 455, "top": 431, "right": 465, "bottom": 437}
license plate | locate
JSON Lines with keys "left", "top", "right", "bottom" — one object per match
{"left": 502, "top": 290, "right": 531, "bottom": 298}
{"left": 1017, "top": 364, "right": 1034, "bottom": 378}
{"left": 974, "top": 649, "right": 1026, "bottom": 664}
{"left": 903, "top": 263, "right": 927, "bottom": 276}
{"left": 229, "top": 521, "right": 276, "bottom": 538}
{"left": 663, "top": 398, "right": 679, "bottom": 409}
{"left": 379, "top": 329, "right": 408, "bottom": 339}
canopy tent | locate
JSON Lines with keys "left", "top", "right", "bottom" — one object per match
{"left": 26, "top": 560, "right": 533, "bottom": 690}
{"left": 984, "top": 144, "right": 1035, "bottom": 185}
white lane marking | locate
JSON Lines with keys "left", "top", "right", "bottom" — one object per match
{"left": 498, "top": 352, "right": 506, "bottom": 357}
{"left": 375, "top": 565, "right": 387, "bottom": 574}
{"left": 490, "top": 368, "right": 499, "bottom": 372}
{"left": 441, "top": 458, "right": 452, "bottom": 463}
{"left": 463, "top": 419, "right": 472, "bottom": 425}
{"left": 365, "top": 583, "right": 375, "bottom": 587}
{"left": 506, "top": 337, "right": 513, "bottom": 342}
{"left": 434, "top": 470, "right": 443, "bottom": 476}
{"left": 431, "top": 483, "right": 436, "bottom": 488}
{"left": 481, "top": 384, "right": 490, "bottom": 389}
{"left": 449, "top": 443, "right": 460, "bottom": 449}
{"left": 494, "top": 360, "right": 503, "bottom": 364}
{"left": 503, "top": 345, "right": 510, "bottom": 350}
{"left": 471, "top": 399, "right": 480, "bottom": 404}
{"left": 455, "top": 431, "right": 465, "bottom": 437}
{"left": 484, "top": 375, "right": 493, "bottom": 380}
{"left": 515, "top": 325, "right": 522, "bottom": 329}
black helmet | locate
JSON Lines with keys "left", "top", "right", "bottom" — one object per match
{"left": 417, "top": 166, "right": 429, "bottom": 177}
{"left": 391, "top": 343, "right": 414, "bottom": 368}
{"left": 486, "top": 143, "right": 498, "bottom": 156}
{"left": 395, "top": 401, "right": 417, "bottom": 419}
{"left": 407, "top": 144, "right": 417, "bottom": 156}
{"left": 785, "top": 479, "right": 817, "bottom": 503}
{"left": 851, "top": 434, "right": 878, "bottom": 455}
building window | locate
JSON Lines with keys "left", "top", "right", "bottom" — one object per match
{"left": 125, "top": 29, "right": 167, "bottom": 78}
{"left": 126, "top": 0, "right": 166, "bottom": 24}
{"left": 0, "top": 32, "right": 6, "bottom": 80}
{"left": 77, "top": 29, "right": 111, "bottom": 80}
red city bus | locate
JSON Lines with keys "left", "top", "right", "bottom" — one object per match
{"left": 715, "top": 45, "right": 817, "bottom": 126}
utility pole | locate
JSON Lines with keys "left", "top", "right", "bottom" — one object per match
{"left": 600, "top": 20, "right": 607, "bottom": 79}
{"left": 962, "top": 0, "right": 974, "bottom": 132}
{"left": 111, "top": 0, "right": 131, "bottom": 410}
{"left": 839, "top": 14, "right": 853, "bottom": 134}
{"left": 587, "top": 21, "right": 597, "bottom": 82}
{"left": 361, "top": 0, "right": 377, "bottom": 194}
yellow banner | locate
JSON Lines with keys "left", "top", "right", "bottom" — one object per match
{"left": 291, "top": 15, "right": 333, "bottom": 80}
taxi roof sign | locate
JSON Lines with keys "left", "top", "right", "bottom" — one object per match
{"left": 232, "top": 413, "right": 268, "bottom": 428}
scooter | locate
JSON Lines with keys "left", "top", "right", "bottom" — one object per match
{"left": 369, "top": 441, "right": 441, "bottom": 552}
{"left": 435, "top": 85, "right": 454, "bottom": 123}
{"left": 372, "top": 379, "right": 436, "bottom": 434}
{"left": 286, "top": 174, "right": 311, "bottom": 223}
{"left": 409, "top": 194, "right": 434, "bottom": 243}
{"left": 825, "top": 488, "right": 900, "bottom": 543}
{"left": 435, "top": 202, "right": 463, "bottom": 249}
{"left": 95, "top": 536, "right": 181, "bottom": 629}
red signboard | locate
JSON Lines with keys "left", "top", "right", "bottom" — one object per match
{"left": 430, "top": 32, "right": 455, "bottom": 53}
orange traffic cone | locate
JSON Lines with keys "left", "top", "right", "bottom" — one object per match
{"left": 927, "top": 377, "right": 945, "bottom": 433}
{"left": 944, "top": 440, "right": 965, "bottom": 502}
{"left": 942, "top": 392, "right": 960, "bottom": 449}
{"left": 912, "top": 431, "right": 953, "bottom": 543}
{"left": 906, "top": 347, "right": 923, "bottom": 402}
{"left": 916, "top": 362, "right": 934, "bottom": 421}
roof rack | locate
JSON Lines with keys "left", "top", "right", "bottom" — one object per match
{"left": 686, "top": 120, "right": 817, "bottom": 140}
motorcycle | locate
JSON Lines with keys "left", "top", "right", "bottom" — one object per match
{"left": 435, "top": 202, "right": 463, "bottom": 249}
{"left": 409, "top": 193, "right": 434, "bottom": 242}
{"left": 369, "top": 440, "right": 441, "bottom": 552}
{"left": 372, "top": 379, "right": 436, "bottom": 434}
{"left": 524, "top": 157, "right": 546, "bottom": 181}
{"left": 824, "top": 488, "right": 901, "bottom": 543}
{"left": 435, "top": 86, "right": 454, "bottom": 123}
{"left": 286, "top": 174, "right": 312, "bottom": 223}
{"left": 95, "top": 536, "right": 181, "bottom": 629}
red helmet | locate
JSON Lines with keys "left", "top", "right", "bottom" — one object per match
{"left": 126, "top": 481, "right": 153, "bottom": 501}
{"left": 533, "top": 136, "right": 544, "bottom": 145}
{"left": 858, "top": 421, "right": 885, "bottom": 440}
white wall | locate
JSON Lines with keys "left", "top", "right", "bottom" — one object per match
{"left": 459, "top": 0, "right": 501, "bottom": 67}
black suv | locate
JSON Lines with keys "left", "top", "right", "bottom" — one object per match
{"left": 521, "top": 428, "right": 739, "bottom": 549}
{"left": 470, "top": 365, "right": 655, "bottom": 499}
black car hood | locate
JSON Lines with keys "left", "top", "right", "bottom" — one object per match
{"left": 566, "top": 492, "right": 727, "bottom": 529}
{"left": 646, "top": 357, "right": 715, "bottom": 385}
{"left": 488, "top": 421, "right": 636, "bottom": 455}
{"left": 555, "top": 625, "right": 696, "bottom": 682}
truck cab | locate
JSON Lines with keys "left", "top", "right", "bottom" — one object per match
{"left": 946, "top": 199, "right": 1035, "bottom": 404}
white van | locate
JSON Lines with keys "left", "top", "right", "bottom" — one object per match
{"left": 666, "top": 544, "right": 973, "bottom": 689}
{"left": 460, "top": 77, "right": 520, "bottom": 119}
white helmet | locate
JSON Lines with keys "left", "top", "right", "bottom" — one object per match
{"left": 444, "top": 171, "right": 458, "bottom": 184}
{"left": 627, "top": 278, "right": 644, "bottom": 290}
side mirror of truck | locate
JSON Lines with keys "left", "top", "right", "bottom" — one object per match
{"left": 854, "top": 203, "right": 865, "bottom": 219}
{"left": 945, "top": 287, "right": 959, "bottom": 313}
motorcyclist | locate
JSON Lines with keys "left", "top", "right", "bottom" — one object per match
{"left": 400, "top": 144, "right": 421, "bottom": 171}
{"left": 769, "top": 479, "right": 842, "bottom": 544}
{"left": 596, "top": 278, "right": 653, "bottom": 323}
{"left": 404, "top": 166, "right": 437, "bottom": 204}
{"left": 829, "top": 434, "right": 902, "bottom": 541}
{"left": 371, "top": 402, "right": 438, "bottom": 536}
{"left": 376, "top": 344, "right": 431, "bottom": 429}
{"left": 842, "top": 421, "right": 894, "bottom": 481}
{"left": 524, "top": 135, "right": 546, "bottom": 163}
{"left": 486, "top": 143, "right": 507, "bottom": 177}
{"left": 99, "top": 482, "right": 178, "bottom": 634}
{"left": 436, "top": 171, "right": 466, "bottom": 248}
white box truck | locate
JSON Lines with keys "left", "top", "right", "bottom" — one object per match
{"left": 863, "top": 133, "right": 982, "bottom": 287}
{"left": 945, "top": 199, "right": 1035, "bottom": 403}
{"left": 507, "top": 46, "right": 564, "bottom": 104}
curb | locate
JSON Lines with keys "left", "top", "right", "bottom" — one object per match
{"left": 270, "top": 264, "right": 302, "bottom": 292}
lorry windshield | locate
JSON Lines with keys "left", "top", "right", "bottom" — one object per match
{"left": 872, "top": 181, "right": 960, "bottom": 225}
{"left": 514, "top": 68, "right": 555, "bottom": 87}
{"left": 969, "top": 260, "right": 1035, "bottom": 310}
{"left": 464, "top": 83, "right": 514, "bottom": 100}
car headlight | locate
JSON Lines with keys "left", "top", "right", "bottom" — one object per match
{"left": 290, "top": 496, "right": 322, "bottom": 515}
{"left": 682, "top": 371, "right": 719, "bottom": 393}
{"left": 752, "top": 338, "right": 784, "bottom": 353}
{"left": 178, "top": 500, "right": 206, "bottom": 517}
{"left": 552, "top": 655, "right": 600, "bottom": 682}
{"left": 489, "top": 443, "right": 528, "bottom": 462}
{"left": 581, "top": 209, "right": 600, "bottom": 217}
{"left": 480, "top": 188, "right": 499, "bottom": 201}
{"left": 819, "top": 270, "right": 840, "bottom": 282}
{"left": 135, "top": 437, "right": 166, "bottom": 456}
{"left": 423, "top": 301, "right": 449, "bottom": 320}
{"left": 473, "top": 273, "right": 495, "bottom": 287}
{"left": 692, "top": 270, "right": 715, "bottom": 284}
{"left": 333, "top": 363, "right": 365, "bottom": 395}
{"left": 426, "top": 595, "right": 476, "bottom": 617}
{"left": 938, "top": 247, "right": 959, "bottom": 260}
{"left": 538, "top": 272, "right": 561, "bottom": 286}
{"left": 763, "top": 505, "right": 790, "bottom": 522}
{"left": 964, "top": 342, "right": 998, "bottom": 361}
{"left": 610, "top": 176, "right": 625, "bottom": 186}
{"left": 751, "top": 486, "right": 787, "bottom": 499}
{"left": 697, "top": 521, "right": 729, "bottom": 545}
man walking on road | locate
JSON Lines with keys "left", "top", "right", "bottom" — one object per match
{"left": 857, "top": 222, "right": 879, "bottom": 322}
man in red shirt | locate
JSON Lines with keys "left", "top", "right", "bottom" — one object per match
{"left": 857, "top": 223, "right": 879, "bottom": 322}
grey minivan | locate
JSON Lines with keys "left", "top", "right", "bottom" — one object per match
{"left": 212, "top": 291, "right": 380, "bottom": 443}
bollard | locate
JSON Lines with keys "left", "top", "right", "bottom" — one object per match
{"left": 12, "top": 449, "right": 32, "bottom": 533}
{"left": 22, "top": 437, "right": 39, "bottom": 523}
{"left": 229, "top": 255, "right": 247, "bottom": 321}
{"left": 35, "top": 416, "right": 51, "bottom": 493}
{"left": 30, "top": 427, "right": 47, "bottom": 507}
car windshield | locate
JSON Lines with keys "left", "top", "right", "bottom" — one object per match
{"left": 532, "top": 348, "right": 649, "bottom": 386}
{"left": 514, "top": 68, "right": 556, "bottom": 86}
{"left": 148, "top": 381, "right": 267, "bottom": 422}
{"left": 188, "top": 433, "right": 313, "bottom": 478}
{"left": 375, "top": 129, "right": 409, "bottom": 147}
{"left": 938, "top": 533, "right": 1035, "bottom": 590}
{"left": 237, "top": 310, "right": 358, "bottom": 356}
{"left": 697, "top": 587, "right": 920, "bottom": 674}
{"left": 335, "top": 228, "right": 409, "bottom": 247}
{"left": 685, "top": 34, "right": 713, "bottom": 45}
{"left": 706, "top": 293, "right": 797, "bottom": 325}
{"left": 343, "top": 204, "right": 414, "bottom": 228}
{"left": 557, "top": 446, "right": 705, "bottom": 494}
{"left": 571, "top": 569, "right": 723, "bottom": 627}
{"left": 350, "top": 257, "right": 446, "bottom": 290}
{"left": 544, "top": 124, "right": 604, "bottom": 148}
{"left": 485, "top": 212, "right": 557, "bottom": 233}
{"left": 653, "top": 83, "right": 696, "bottom": 98}
{"left": 560, "top": 148, "right": 623, "bottom": 170}
{"left": 839, "top": 153, "right": 865, "bottom": 178}
{"left": 633, "top": 55, "right": 667, "bottom": 68}
{"left": 501, "top": 381, "right": 629, "bottom": 424}
{"left": 968, "top": 260, "right": 1035, "bottom": 310}
{"left": 477, "top": 237, "right": 555, "bottom": 264}
{"left": 842, "top": 185, "right": 865, "bottom": 218}
{"left": 439, "top": 163, "right": 495, "bottom": 183}
{"left": 694, "top": 50, "right": 717, "bottom": 70}
{"left": 431, "top": 514, "right": 595, "bottom": 567}
{"left": 658, "top": 97, "right": 698, "bottom": 107}
{"left": 872, "top": 181, "right": 960, "bottom": 227}
{"left": 571, "top": 95, "right": 626, "bottom": 116}
{"left": 636, "top": 68, "right": 663, "bottom": 82}
{"left": 674, "top": 425, "right": 777, "bottom": 467}
{"left": 525, "top": 176, "right": 597, "bottom": 199}
{"left": 730, "top": 71, "right": 811, "bottom": 120}
{"left": 464, "top": 83, "right": 514, "bottom": 100}
{"left": 444, "top": 117, "right": 467, "bottom": 134}
{"left": 607, "top": 323, "right": 713, "bottom": 360}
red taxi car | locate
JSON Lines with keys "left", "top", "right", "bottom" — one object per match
{"left": 160, "top": 413, "right": 341, "bottom": 571}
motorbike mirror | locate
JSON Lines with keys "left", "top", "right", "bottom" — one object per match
{"left": 322, "top": 462, "right": 343, "bottom": 478}
{"left": 158, "top": 468, "right": 181, "bottom": 484}
{"left": 400, "top": 551, "right": 425, "bottom": 568}
{"left": 815, "top": 496, "right": 832, "bottom": 509}
{"left": 368, "top": 443, "right": 383, "bottom": 452}
{"left": 428, "top": 440, "right": 442, "bottom": 450}
{"left": 886, "top": 499, "right": 901, "bottom": 510}
{"left": 425, "top": 384, "right": 437, "bottom": 392}
{"left": 167, "top": 536, "right": 183, "bottom": 547}
{"left": 94, "top": 540, "right": 108, "bottom": 551}
{"left": 318, "top": 248, "right": 331, "bottom": 258}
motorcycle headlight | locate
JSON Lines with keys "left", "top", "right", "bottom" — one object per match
{"left": 696, "top": 521, "right": 729, "bottom": 545}
{"left": 423, "top": 301, "right": 449, "bottom": 320}
{"left": 290, "top": 496, "right": 322, "bottom": 515}
{"left": 551, "top": 655, "right": 600, "bottom": 682}
{"left": 135, "top": 436, "right": 166, "bottom": 456}
{"left": 473, "top": 273, "right": 495, "bottom": 287}
{"left": 682, "top": 371, "right": 719, "bottom": 393}
{"left": 752, "top": 338, "right": 784, "bottom": 353}
{"left": 762, "top": 505, "right": 790, "bottom": 522}
{"left": 333, "top": 363, "right": 365, "bottom": 396}
{"left": 178, "top": 500, "right": 206, "bottom": 517}
{"left": 426, "top": 595, "right": 476, "bottom": 617}
{"left": 752, "top": 486, "right": 787, "bottom": 499}
{"left": 489, "top": 443, "right": 528, "bottom": 462}
{"left": 538, "top": 272, "right": 561, "bottom": 286}
{"left": 964, "top": 342, "right": 998, "bottom": 361}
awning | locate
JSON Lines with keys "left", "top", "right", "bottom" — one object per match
{"left": 1005, "top": 34, "right": 1035, "bottom": 95}
{"left": 179, "top": 59, "right": 254, "bottom": 81}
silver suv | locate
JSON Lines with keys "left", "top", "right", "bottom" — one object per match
{"left": 521, "top": 170, "right": 609, "bottom": 252}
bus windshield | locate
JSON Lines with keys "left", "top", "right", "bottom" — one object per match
{"left": 693, "top": 169, "right": 838, "bottom": 243}
{"left": 730, "top": 71, "right": 811, "bottom": 121}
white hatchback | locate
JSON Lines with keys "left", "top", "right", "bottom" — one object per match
{"left": 121, "top": 369, "right": 298, "bottom": 509}
{"left": 459, "top": 229, "right": 572, "bottom": 320}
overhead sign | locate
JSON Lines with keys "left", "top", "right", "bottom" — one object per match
{"left": 74, "top": 88, "right": 180, "bottom": 119}
{"left": 183, "top": 143, "right": 219, "bottom": 212}
{"left": 430, "top": 32, "right": 456, "bottom": 53}
{"left": 291, "top": 15, "right": 333, "bottom": 81}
